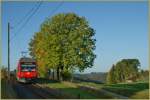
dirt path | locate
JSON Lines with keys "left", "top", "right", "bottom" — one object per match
{"left": 78, "top": 85, "right": 129, "bottom": 99}
{"left": 98, "top": 88, "right": 129, "bottom": 99}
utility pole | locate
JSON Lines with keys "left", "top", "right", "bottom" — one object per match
{"left": 8, "top": 22, "right": 10, "bottom": 80}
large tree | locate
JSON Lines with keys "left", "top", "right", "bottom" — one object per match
{"left": 29, "top": 13, "right": 96, "bottom": 80}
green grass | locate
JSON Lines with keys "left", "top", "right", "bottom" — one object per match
{"left": 46, "top": 81, "right": 100, "bottom": 98}
{"left": 130, "top": 89, "right": 149, "bottom": 99}
{"left": 105, "top": 82, "right": 149, "bottom": 90}
{"left": 1, "top": 79, "right": 7, "bottom": 98}
{"left": 37, "top": 78, "right": 149, "bottom": 99}
{"left": 42, "top": 81, "right": 114, "bottom": 99}
{"left": 1, "top": 79, "right": 17, "bottom": 99}
{"left": 46, "top": 82, "right": 72, "bottom": 88}
{"left": 73, "top": 81, "right": 149, "bottom": 99}
{"left": 59, "top": 87, "right": 100, "bottom": 99}
{"left": 76, "top": 81, "right": 104, "bottom": 88}
{"left": 103, "top": 82, "right": 149, "bottom": 98}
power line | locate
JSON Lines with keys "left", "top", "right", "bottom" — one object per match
{"left": 10, "top": 1, "right": 63, "bottom": 43}
{"left": 10, "top": 1, "right": 43, "bottom": 42}
{"left": 8, "top": 1, "right": 64, "bottom": 72}
{"left": 12, "top": 2, "right": 39, "bottom": 29}
{"left": 47, "top": 1, "right": 64, "bottom": 18}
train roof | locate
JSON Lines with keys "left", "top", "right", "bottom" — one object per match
{"left": 19, "top": 57, "right": 36, "bottom": 62}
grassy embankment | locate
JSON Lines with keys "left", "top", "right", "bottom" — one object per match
{"left": 1, "top": 79, "right": 17, "bottom": 99}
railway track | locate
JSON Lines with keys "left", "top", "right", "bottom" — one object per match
{"left": 12, "top": 81, "right": 57, "bottom": 99}
{"left": 24, "top": 84, "right": 48, "bottom": 99}
{"left": 28, "top": 83, "right": 59, "bottom": 99}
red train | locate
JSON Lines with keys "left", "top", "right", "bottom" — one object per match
{"left": 16, "top": 57, "right": 38, "bottom": 83}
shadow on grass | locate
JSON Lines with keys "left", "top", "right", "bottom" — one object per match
{"left": 61, "top": 88, "right": 95, "bottom": 99}
{"left": 44, "top": 86, "right": 114, "bottom": 99}
{"left": 34, "top": 78, "right": 59, "bottom": 84}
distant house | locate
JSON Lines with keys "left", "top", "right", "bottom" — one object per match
{"left": 126, "top": 79, "right": 133, "bottom": 83}
{"left": 126, "top": 76, "right": 137, "bottom": 83}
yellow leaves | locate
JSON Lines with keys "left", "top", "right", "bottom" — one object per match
{"left": 29, "top": 13, "right": 96, "bottom": 74}
{"left": 80, "top": 48, "right": 87, "bottom": 53}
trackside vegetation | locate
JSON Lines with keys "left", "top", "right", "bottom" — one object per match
{"left": 1, "top": 67, "right": 17, "bottom": 99}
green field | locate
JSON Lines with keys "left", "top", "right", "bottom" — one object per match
{"left": 103, "top": 82, "right": 149, "bottom": 99}
{"left": 75, "top": 81, "right": 149, "bottom": 99}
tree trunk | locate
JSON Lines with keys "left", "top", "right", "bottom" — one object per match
{"left": 57, "top": 67, "right": 60, "bottom": 81}
{"left": 52, "top": 69, "right": 54, "bottom": 80}
{"left": 49, "top": 69, "right": 51, "bottom": 79}
{"left": 60, "top": 66, "right": 64, "bottom": 81}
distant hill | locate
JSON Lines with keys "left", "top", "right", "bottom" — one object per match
{"left": 73, "top": 72, "right": 107, "bottom": 83}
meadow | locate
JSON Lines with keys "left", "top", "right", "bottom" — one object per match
{"left": 36, "top": 78, "right": 149, "bottom": 99}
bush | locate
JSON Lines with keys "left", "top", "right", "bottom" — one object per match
{"left": 1, "top": 67, "right": 8, "bottom": 79}
{"left": 62, "top": 70, "right": 72, "bottom": 81}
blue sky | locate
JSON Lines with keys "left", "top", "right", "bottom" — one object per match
{"left": 2, "top": 1, "right": 148, "bottom": 73}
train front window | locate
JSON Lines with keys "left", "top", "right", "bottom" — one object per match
{"left": 21, "top": 65, "right": 36, "bottom": 71}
